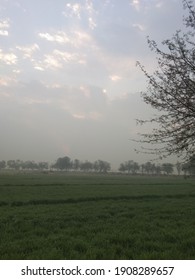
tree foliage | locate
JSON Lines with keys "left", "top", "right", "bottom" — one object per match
{"left": 137, "top": 0, "right": 195, "bottom": 161}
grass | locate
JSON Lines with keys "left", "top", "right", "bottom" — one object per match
{"left": 0, "top": 172, "right": 194, "bottom": 259}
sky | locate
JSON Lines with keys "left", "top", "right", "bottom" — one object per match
{"left": 0, "top": 0, "right": 186, "bottom": 169}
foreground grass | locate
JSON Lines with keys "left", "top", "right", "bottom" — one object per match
{"left": 0, "top": 173, "right": 194, "bottom": 259}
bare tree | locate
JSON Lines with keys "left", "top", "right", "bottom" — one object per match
{"left": 136, "top": 0, "right": 195, "bottom": 161}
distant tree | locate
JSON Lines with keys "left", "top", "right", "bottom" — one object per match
{"left": 73, "top": 159, "right": 80, "bottom": 171}
{"left": 182, "top": 154, "right": 195, "bottom": 175}
{"left": 80, "top": 161, "right": 93, "bottom": 172}
{"left": 0, "top": 160, "right": 6, "bottom": 170}
{"left": 136, "top": 0, "right": 195, "bottom": 161}
{"left": 144, "top": 162, "right": 155, "bottom": 174}
{"left": 118, "top": 160, "right": 139, "bottom": 174}
{"left": 7, "top": 160, "right": 17, "bottom": 169}
{"left": 38, "top": 162, "right": 49, "bottom": 170}
{"left": 131, "top": 161, "right": 140, "bottom": 174}
{"left": 176, "top": 161, "right": 182, "bottom": 175}
{"left": 154, "top": 164, "right": 161, "bottom": 175}
{"left": 118, "top": 163, "right": 126, "bottom": 173}
{"left": 162, "top": 163, "right": 174, "bottom": 175}
{"left": 53, "top": 156, "right": 72, "bottom": 171}
{"left": 141, "top": 164, "right": 145, "bottom": 175}
{"left": 94, "top": 160, "right": 111, "bottom": 173}
{"left": 22, "top": 161, "right": 38, "bottom": 170}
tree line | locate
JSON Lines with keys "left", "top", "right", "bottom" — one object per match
{"left": 0, "top": 157, "right": 111, "bottom": 173}
{"left": 0, "top": 156, "right": 195, "bottom": 175}
{"left": 51, "top": 157, "right": 111, "bottom": 173}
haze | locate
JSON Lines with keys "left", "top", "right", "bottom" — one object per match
{"left": 0, "top": 0, "right": 185, "bottom": 169}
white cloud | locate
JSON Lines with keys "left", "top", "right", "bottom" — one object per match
{"left": 33, "top": 49, "right": 86, "bottom": 72}
{"left": 73, "top": 30, "right": 92, "bottom": 46}
{"left": 38, "top": 30, "right": 92, "bottom": 48}
{"left": 0, "top": 30, "right": 8, "bottom": 36}
{"left": 53, "top": 50, "right": 78, "bottom": 62}
{"left": 0, "top": 19, "right": 10, "bottom": 36}
{"left": 109, "top": 75, "right": 122, "bottom": 82}
{"left": 88, "top": 17, "right": 96, "bottom": 30}
{"left": 130, "top": 0, "right": 140, "bottom": 11}
{"left": 44, "top": 54, "right": 62, "bottom": 69}
{"left": 63, "top": 1, "right": 97, "bottom": 30}
{"left": 0, "top": 75, "right": 17, "bottom": 87}
{"left": 16, "top": 44, "right": 39, "bottom": 59}
{"left": 72, "top": 113, "right": 86, "bottom": 119}
{"left": 34, "top": 65, "right": 45, "bottom": 71}
{"left": 0, "top": 49, "right": 17, "bottom": 65}
{"left": 13, "top": 69, "right": 21, "bottom": 74}
{"left": 85, "top": 0, "right": 97, "bottom": 29}
{"left": 65, "top": 3, "right": 82, "bottom": 19}
{"left": 79, "top": 85, "right": 91, "bottom": 98}
{"left": 39, "top": 31, "right": 70, "bottom": 44}
{"left": 0, "top": 19, "right": 9, "bottom": 29}
{"left": 132, "top": 23, "right": 146, "bottom": 31}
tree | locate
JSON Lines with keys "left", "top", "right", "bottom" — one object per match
{"left": 53, "top": 156, "right": 72, "bottom": 171}
{"left": 118, "top": 163, "right": 126, "bottom": 173}
{"left": 118, "top": 160, "right": 140, "bottom": 174}
{"left": 182, "top": 154, "right": 195, "bottom": 175}
{"left": 176, "top": 161, "right": 182, "bottom": 175}
{"left": 38, "top": 162, "right": 49, "bottom": 170}
{"left": 0, "top": 160, "right": 6, "bottom": 170}
{"left": 162, "top": 163, "right": 174, "bottom": 175}
{"left": 7, "top": 160, "right": 17, "bottom": 169}
{"left": 80, "top": 161, "right": 93, "bottom": 172}
{"left": 143, "top": 161, "right": 155, "bottom": 174}
{"left": 22, "top": 161, "right": 38, "bottom": 170}
{"left": 94, "top": 160, "right": 111, "bottom": 173}
{"left": 136, "top": 0, "right": 195, "bottom": 161}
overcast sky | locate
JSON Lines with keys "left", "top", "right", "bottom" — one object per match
{"left": 0, "top": 0, "right": 186, "bottom": 169}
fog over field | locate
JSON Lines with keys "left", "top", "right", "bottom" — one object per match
{"left": 0, "top": 0, "right": 185, "bottom": 169}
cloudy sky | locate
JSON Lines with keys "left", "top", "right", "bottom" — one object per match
{"left": 0, "top": 0, "right": 186, "bottom": 169}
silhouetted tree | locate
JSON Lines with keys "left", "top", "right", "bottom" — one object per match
{"left": 119, "top": 163, "right": 126, "bottom": 173}
{"left": 38, "top": 162, "right": 49, "bottom": 170}
{"left": 118, "top": 160, "right": 140, "bottom": 174}
{"left": 137, "top": 0, "right": 195, "bottom": 161}
{"left": 182, "top": 154, "right": 195, "bottom": 175}
{"left": 53, "top": 156, "right": 72, "bottom": 171}
{"left": 0, "top": 160, "right": 6, "bottom": 170}
{"left": 176, "top": 161, "right": 182, "bottom": 175}
{"left": 80, "top": 161, "right": 93, "bottom": 172}
{"left": 162, "top": 163, "right": 174, "bottom": 175}
{"left": 94, "top": 160, "right": 111, "bottom": 173}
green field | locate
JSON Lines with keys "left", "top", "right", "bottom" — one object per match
{"left": 0, "top": 172, "right": 194, "bottom": 260}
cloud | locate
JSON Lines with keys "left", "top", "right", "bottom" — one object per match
{"left": 63, "top": 0, "right": 97, "bottom": 30}
{"left": 53, "top": 49, "right": 82, "bottom": 63}
{"left": 85, "top": 0, "right": 97, "bottom": 29}
{"left": 33, "top": 49, "right": 86, "bottom": 71}
{"left": 65, "top": 3, "right": 82, "bottom": 19}
{"left": 132, "top": 23, "right": 146, "bottom": 31}
{"left": 0, "top": 76, "right": 15, "bottom": 87}
{"left": 16, "top": 44, "right": 39, "bottom": 59}
{"left": 43, "top": 54, "right": 63, "bottom": 69}
{"left": 130, "top": 0, "right": 141, "bottom": 11}
{"left": 38, "top": 29, "right": 92, "bottom": 47}
{"left": 0, "top": 49, "right": 17, "bottom": 65}
{"left": 0, "top": 18, "right": 9, "bottom": 36}
{"left": 38, "top": 31, "right": 71, "bottom": 44}
{"left": 109, "top": 75, "right": 122, "bottom": 82}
